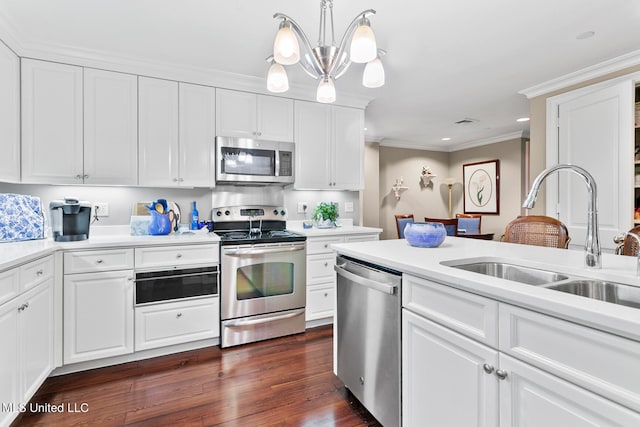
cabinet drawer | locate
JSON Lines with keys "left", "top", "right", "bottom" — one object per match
{"left": 135, "top": 244, "right": 218, "bottom": 270}
{"left": 135, "top": 297, "right": 219, "bottom": 351}
{"left": 0, "top": 268, "right": 19, "bottom": 305}
{"left": 403, "top": 274, "right": 498, "bottom": 347}
{"left": 344, "top": 234, "right": 379, "bottom": 243}
{"left": 64, "top": 248, "right": 134, "bottom": 274}
{"left": 307, "top": 237, "right": 344, "bottom": 255}
{"left": 307, "top": 254, "right": 336, "bottom": 284}
{"left": 306, "top": 283, "right": 335, "bottom": 321}
{"left": 20, "top": 255, "right": 54, "bottom": 292}
{"left": 499, "top": 304, "right": 640, "bottom": 412}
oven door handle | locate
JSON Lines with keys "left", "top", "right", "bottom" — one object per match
{"left": 225, "top": 309, "right": 305, "bottom": 327}
{"left": 223, "top": 245, "right": 305, "bottom": 256}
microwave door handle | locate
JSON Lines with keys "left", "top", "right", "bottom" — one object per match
{"left": 224, "top": 245, "right": 305, "bottom": 256}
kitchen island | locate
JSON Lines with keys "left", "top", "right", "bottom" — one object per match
{"left": 332, "top": 236, "right": 640, "bottom": 426}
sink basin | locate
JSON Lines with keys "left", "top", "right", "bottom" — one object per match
{"left": 546, "top": 280, "right": 640, "bottom": 309}
{"left": 448, "top": 261, "right": 569, "bottom": 286}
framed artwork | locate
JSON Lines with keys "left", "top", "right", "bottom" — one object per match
{"left": 463, "top": 159, "right": 500, "bottom": 214}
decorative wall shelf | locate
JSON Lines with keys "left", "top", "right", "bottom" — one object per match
{"left": 421, "top": 174, "right": 436, "bottom": 186}
{"left": 392, "top": 184, "right": 409, "bottom": 200}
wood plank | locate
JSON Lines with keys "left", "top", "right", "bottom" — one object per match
{"left": 15, "top": 326, "right": 381, "bottom": 426}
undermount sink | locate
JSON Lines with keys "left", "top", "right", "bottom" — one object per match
{"left": 546, "top": 280, "right": 640, "bottom": 309}
{"left": 447, "top": 261, "right": 569, "bottom": 286}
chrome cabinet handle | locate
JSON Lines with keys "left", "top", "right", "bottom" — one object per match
{"left": 179, "top": 178, "right": 184, "bottom": 182}
{"left": 176, "top": 313, "right": 182, "bottom": 318}
{"left": 83, "top": 174, "right": 89, "bottom": 179}
{"left": 324, "top": 262, "right": 328, "bottom": 267}
{"left": 483, "top": 364, "right": 494, "bottom": 374}
{"left": 36, "top": 270, "right": 44, "bottom": 276}
{"left": 176, "top": 254, "right": 183, "bottom": 258}
{"left": 324, "top": 292, "right": 328, "bottom": 297}
{"left": 496, "top": 369, "right": 508, "bottom": 380}
{"left": 17, "top": 302, "right": 29, "bottom": 312}
{"left": 324, "top": 244, "right": 329, "bottom": 248}
{"left": 75, "top": 174, "right": 83, "bottom": 179}
{"left": 96, "top": 259, "right": 103, "bottom": 264}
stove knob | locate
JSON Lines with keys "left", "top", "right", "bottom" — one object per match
{"left": 216, "top": 211, "right": 222, "bottom": 217}
{"left": 225, "top": 210, "right": 231, "bottom": 216}
{"left": 280, "top": 209, "right": 286, "bottom": 216}
{"left": 273, "top": 209, "right": 279, "bottom": 215}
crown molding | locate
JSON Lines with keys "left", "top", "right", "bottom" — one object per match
{"left": 0, "top": 10, "right": 23, "bottom": 55}
{"left": 519, "top": 49, "right": 640, "bottom": 99}
{"left": 379, "top": 130, "right": 528, "bottom": 153}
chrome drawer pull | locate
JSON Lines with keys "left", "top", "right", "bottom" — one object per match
{"left": 36, "top": 270, "right": 44, "bottom": 276}
{"left": 96, "top": 259, "right": 104, "bottom": 264}
{"left": 176, "top": 313, "right": 183, "bottom": 318}
{"left": 483, "top": 364, "right": 494, "bottom": 374}
{"left": 495, "top": 369, "right": 508, "bottom": 380}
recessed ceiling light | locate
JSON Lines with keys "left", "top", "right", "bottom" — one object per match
{"left": 576, "top": 31, "right": 595, "bottom": 40}
{"left": 441, "top": 137, "right": 451, "bottom": 141}
{"left": 516, "top": 117, "right": 530, "bottom": 122}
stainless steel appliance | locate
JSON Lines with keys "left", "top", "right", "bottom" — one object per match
{"left": 215, "top": 136, "right": 295, "bottom": 185}
{"left": 135, "top": 266, "right": 218, "bottom": 306}
{"left": 214, "top": 205, "right": 306, "bottom": 348}
{"left": 335, "top": 255, "right": 401, "bottom": 427}
{"left": 49, "top": 197, "right": 92, "bottom": 242}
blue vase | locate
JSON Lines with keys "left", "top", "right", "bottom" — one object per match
{"left": 148, "top": 210, "right": 172, "bottom": 235}
{"left": 404, "top": 222, "right": 446, "bottom": 248}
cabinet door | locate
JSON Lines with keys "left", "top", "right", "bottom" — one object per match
{"left": 550, "top": 80, "right": 633, "bottom": 249}
{"left": 138, "top": 76, "right": 179, "bottom": 186}
{"left": 332, "top": 105, "right": 364, "bottom": 190}
{"left": 0, "top": 299, "right": 18, "bottom": 425}
{"left": 21, "top": 59, "right": 83, "bottom": 184}
{"left": 84, "top": 69, "right": 138, "bottom": 185}
{"left": 294, "top": 101, "right": 331, "bottom": 189}
{"left": 257, "top": 95, "right": 294, "bottom": 142}
{"left": 0, "top": 41, "right": 20, "bottom": 183}
{"left": 499, "top": 353, "right": 640, "bottom": 426}
{"left": 179, "top": 83, "right": 215, "bottom": 187}
{"left": 18, "top": 279, "right": 54, "bottom": 403}
{"left": 402, "top": 309, "right": 499, "bottom": 427}
{"left": 215, "top": 88, "right": 257, "bottom": 138}
{"left": 64, "top": 271, "right": 134, "bottom": 364}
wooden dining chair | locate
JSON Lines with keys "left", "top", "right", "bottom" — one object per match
{"left": 455, "top": 213, "right": 481, "bottom": 234}
{"left": 395, "top": 214, "right": 414, "bottom": 239}
{"left": 424, "top": 217, "right": 459, "bottom": 236}
{"left": 502, "top": 215, "right": 570, "bottom": 249}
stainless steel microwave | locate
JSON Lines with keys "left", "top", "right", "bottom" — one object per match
{"left": 215, "top": 136, "right": 295, "bottom": 185}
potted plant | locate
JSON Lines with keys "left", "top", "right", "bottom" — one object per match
{"left": 313, "top": 202, "right": 338, "bottom": 228}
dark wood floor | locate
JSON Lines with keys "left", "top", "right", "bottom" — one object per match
{"left": 14, "top": 325, "right": 381, "bottom": 426}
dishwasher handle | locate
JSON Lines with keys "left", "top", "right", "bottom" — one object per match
{"left": 335, "top": 263, "right": 398, "bottom": 295}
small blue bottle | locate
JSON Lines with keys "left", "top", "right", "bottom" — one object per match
{"left": 191, "top": 201, "right": 199, "bottom": 230}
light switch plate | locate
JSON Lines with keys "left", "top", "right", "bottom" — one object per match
{"left": 93, "top": 202, "right": 109, "bottom": 217}
{"left": 297, "top": 202, "right": 308, "bottom": 214}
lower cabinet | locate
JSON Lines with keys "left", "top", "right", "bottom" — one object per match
{"left": 135, "top": 297, "right": 219, "bottom": 351}
{"left": 0, "top": 277, "right": 54, "bottom": 427}
{"left": 402, "top": 274, "right": 640, "bottom": 427}
{"left": 63, "top": 270, "right": 134, "bottom": 364}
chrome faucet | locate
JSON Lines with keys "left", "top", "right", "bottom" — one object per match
{"left": 623, "top": 232, "right": 640, "bottom": 276}
{"left": 522, "top": 164, "right": 601, "bottom": 269}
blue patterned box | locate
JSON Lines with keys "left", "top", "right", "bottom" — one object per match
{"left": 0, "top": 193, "right": 45, "bottom": 242}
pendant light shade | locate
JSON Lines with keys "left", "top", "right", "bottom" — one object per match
{"left": 267, "top": 63, "right": 289, "bottom": 93}
{"left": 317, "top": 77, "right": 336, "bottom": 103}
{"left": 350, "top": 18, "right": 377, "bottom": 63}
{"left": 273, "top": 21, "right": 300, "bottom": 65}
{"left": 362, "top": 57, "right": 385, "bottom": 88}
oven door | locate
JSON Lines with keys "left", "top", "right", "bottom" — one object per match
{"left": 220, "top": 242, "right": 306, "bottom": 320}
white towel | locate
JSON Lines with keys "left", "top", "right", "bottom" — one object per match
{"left": 0, "top": 193, "right": 45, "bottom": 242}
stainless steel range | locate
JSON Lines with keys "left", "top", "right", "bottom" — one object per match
{"left": 213, "top": 205, "right": 307, "bottom": 348}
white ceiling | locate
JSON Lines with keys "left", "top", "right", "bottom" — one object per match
{"left": 1, "top": 0, "right": 639, "bottom": 151}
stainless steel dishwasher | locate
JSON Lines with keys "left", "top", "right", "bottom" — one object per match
{"left": 335, "top": 255, "right": 401, "bottom": 427}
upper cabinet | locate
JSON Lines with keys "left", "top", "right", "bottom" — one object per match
{"left": 84, "top": 69, "right": 138, "bottom": 185}
{"left": 21, "top": 59, "right": 84, "bottom": 184}
{"left": 139, "top": 77, "right": 215, "bottom": 187}
{"left": 0, "top": 42, "right": 20, "bottom": 183}
{"left": 22, "top": 59, "right": 138, "bottom": 185}
{"left": 294, "top": 101, "right": 364, "bottom": 190}
{"left": 216, "top": 89, "right": 293, "bottom": 142}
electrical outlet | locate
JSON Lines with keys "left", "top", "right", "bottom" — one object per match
{"left": 297, "top": 202, "right": 308, "bottom": 214}
{"left": 93, "top": 202, "right": 109, "bottom": 217}
{"left": 344, "top": 202, "right": 354, "bottom": 213}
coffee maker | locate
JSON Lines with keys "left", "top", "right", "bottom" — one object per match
{"left": 49, "top": 197, "right": 92, "bottom": 242}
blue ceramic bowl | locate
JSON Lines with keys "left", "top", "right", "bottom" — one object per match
{"left": 404, "top": 222, "right": 446, "bottom": 248}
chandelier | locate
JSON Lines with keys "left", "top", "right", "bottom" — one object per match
{"left": 266, "top": 0, "right": 385, "bottom": 103}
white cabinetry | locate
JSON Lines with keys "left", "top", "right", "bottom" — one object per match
{"left": 402, "top": 274, "right": 640, "bottom": 426}
{"left": 63, "top": 249, "right": 135, "bottom": 364}
{"left": 0, "top": 256, "right": 54, "bottom": 427}
{"left": 139, "top": 77, "right": 215, "bottom": 187}
{"left": 216, "top": 89, "right": 293, "bottom": 141}
{"left": 21, "top": 59, "right": 83, "bottom": 184}
{"left": 0, "top": 41, "right": 20, "bottom": 182}
{"left": 294, "top": 101, "right": 364, "bottom": 190}
{"left": 84, "top": 68, "right": 138, "bottom": 185}
{"left": 305, "top": 233, "right": 379, "bottom": 321}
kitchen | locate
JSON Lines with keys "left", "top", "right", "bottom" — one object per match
{"left": 2, "top": 1, "right": 640, "bottom": 426}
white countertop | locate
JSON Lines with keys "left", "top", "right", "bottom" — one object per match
{"left": 287, "top": 219, "right": 382, "bottom": 237}
{"left": 0, "top": 226, "right": 219, "bottom": 271}
{"left": 332, "top": 237, "right": 640, "bottom": 342}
